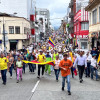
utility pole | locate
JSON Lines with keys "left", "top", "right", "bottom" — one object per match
{"left": 3, "top": 17, "right": 6, "bottom": 54}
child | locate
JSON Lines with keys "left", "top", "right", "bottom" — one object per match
{"left": 16, "top": 57, "right": 23, "bottom": 83}
{"left": 54, "top": 55, "right": 60, "bottom": 82}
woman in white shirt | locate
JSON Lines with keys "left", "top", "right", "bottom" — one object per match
{"left": 54, "top": 55, "right": 60, "bottom": 82}
{"left": 91, "top": 54, "right": 99, "bottom": 81}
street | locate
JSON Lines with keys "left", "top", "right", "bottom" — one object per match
{"left": 0, "top": 67, "right": 100, "bottom": 100}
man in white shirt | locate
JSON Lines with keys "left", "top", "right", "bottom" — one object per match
{"left": 85, "top": 52, "right": 92, "bottom": 77}
{"left": 73, "top": 51, "right": 87, "bottom": 83}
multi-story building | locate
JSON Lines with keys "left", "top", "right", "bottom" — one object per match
{"left": 0, "top": 13, "right": 32, "bottom": 52}
{"left": 68, "top": 0, "right": 76, "bottom": 44}
{"left": 85, "top": 0, "right": 100, "bottom": 49}
{"left": 35, "top": 8, "right": 50, "bottom": 41}
{"left": 74, "top": 8, "right": 89, "bottom": 49}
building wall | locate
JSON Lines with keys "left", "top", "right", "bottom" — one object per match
{"left": 0, "top": 16, "right": 31, "bottom": 52}
{"left": 89, "top": 4, "right": 100, "bottom": 33}
{"left": 74, "top": 8, "right": 89, "bottom": 49}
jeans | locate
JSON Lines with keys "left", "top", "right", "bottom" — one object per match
{"left": 9, "top": 64, "right": 13, "bottom": 77}
{"left": 38, "top": 65, "right": 45, "bottom": 76}
{"left": 17, "top": 68, "right": 22, "bottom": 80}
{"left": 54, "top": 69, "right": 59, "bottom": 80}
{"left": 91, "top": 65, "right": 98, "bottom": 80}
{"left": 62, "top": 75, "right": 71, "bottom": 91}
{"left": 71, "top": 67, "right": 74, "bottom": 78}
{"left": 1, "top": 69, "right": 7, "bottom": 83}
{"left": 78, "top": 65, "right": 85, "bottom": 80}
{"left": 85, "top": 62, "right": 91, "bottom": 77}
{"left": 29, "top": 64, "right": 34, "bottom": 72}
{"left": 23, "top": 63, "right": 26, "bottom": 73}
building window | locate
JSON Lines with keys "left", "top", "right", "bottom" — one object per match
{"left": 99, "top": 7, "right": 100, "bottom": 22}
{"left": 15, "top": 26, "right": 20, "bottom": 34}
{"left": 92, "top": 9, "right": 97, "bottom": 24}
{"left": 9, "top": 26, "right": 14, "bottom": 34}
{"left": 81, "top": 22, "right": 89, "bottom": 30}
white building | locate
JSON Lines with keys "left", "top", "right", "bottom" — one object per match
{"left": 0, "top": 13, "right": 32, "bottom": 52}
{"left": 36, "top": 8, "right": 50, "bottom": 41}
{"left": 0, "top": 0, "right": 35, "bottom": 20}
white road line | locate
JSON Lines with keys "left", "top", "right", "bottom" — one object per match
{"left": 32, "top": 80, "right": 40, "bottom": 93}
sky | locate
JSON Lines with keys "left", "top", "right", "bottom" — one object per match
{"left": 36, "top": 0, "right": 70, "bottom": 28}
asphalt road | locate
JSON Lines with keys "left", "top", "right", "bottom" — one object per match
{"left": 0, "top": 67, "right": 100, "bottom": 100}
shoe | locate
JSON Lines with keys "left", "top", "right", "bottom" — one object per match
{"left": 10, "top": 76, "right": 12, "bottom": 79}
{"left": 21, "top": 78, "right": 22, "bottom": 81}
{"left": 49, "top": 74, "right": 51, "bottom": 76}
{"left": 16, "top": 80, "right": 19, "bottom": 83}
{"left": 37, "top": 76, "right": 40, "bottom": 79}
{"left": 80, "top": 79, "right": 82, "bottom": 83}
{"left": 33, "top": 72, "right": 35, "bottom": 74}
{"left": 68, "top": 91, "right": 71, "bottom": 95}
{"left": 62, "top": 87, "right": 64, "bottom": 91}
{"left": 56, "top": 80, "right": 58, "bottom": 82}
{"left": 96, "top": 79, "right": 99, "bottom": 81}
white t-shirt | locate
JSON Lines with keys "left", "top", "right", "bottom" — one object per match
{"left": 91, "top": 58, "right": 97, "bottom": 67}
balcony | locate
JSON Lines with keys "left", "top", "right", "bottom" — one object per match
{"left": 69, "top": 1, "right": 74, "bottom": 8}
{"left": 69, "top": 12, "right": 74, "bottom": 18}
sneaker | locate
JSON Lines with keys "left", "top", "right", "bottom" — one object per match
{"left": 10, "top": 76, "right": 12, "bottom": 79}
{"left": 62, "top": 87, "right": 64, "bottom": 91}
{"left": 49, "top": 74, "right": 51, "bottom": 76}
{"left": 68, "top": 91, "right": 71, "bottom": 95}
{"left": 96, "top": 79, "right": 99, "bottom": 81}
{"left": 21, "top": 78, "right": 22, "bottom": 81}
{"left": 37, "top": 76, "right": 40, "bottom": 79}
{"left": 80, "top": 79, "right": 82, "bottom": 83}
{"left": 16, "top": 80, "right": 19, "bottom": 83}
{"left": 56, "top": 80, "right": 58, "bottom": 82}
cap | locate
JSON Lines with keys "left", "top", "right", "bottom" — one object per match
{"left": 47, "top": 50, "right": 49, "bottom": 53}
{"left": 39, "top": 49, "right": 43, "bottom": 52}
{"left": 63, "top": 53, "right": 68, "bottom": 56}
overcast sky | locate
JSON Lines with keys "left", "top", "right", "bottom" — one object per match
{"left": 36, "top": 0, "right": 70, "bottom": 28}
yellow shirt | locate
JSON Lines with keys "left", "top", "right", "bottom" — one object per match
{"left": 38, "top": 54, "right": 46, "bottom": 63}
{"left": 0, "top": 57, "right": 8, "bottom": 70}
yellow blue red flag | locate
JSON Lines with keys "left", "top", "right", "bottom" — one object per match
{"left": 48, "top": 37, "right": 55, "bottom": 47}
{"left": 97, "top": 54, "right": 100, "bottom": 65}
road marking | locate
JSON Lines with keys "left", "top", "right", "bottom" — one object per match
{"left": 32, "top": 80, "right": 40, "bottom": 93}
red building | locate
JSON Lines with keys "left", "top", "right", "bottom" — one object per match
{"left": 74, "top": 7, "right": 89, "bottom": 49}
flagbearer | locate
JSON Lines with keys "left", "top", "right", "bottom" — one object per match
{"left": 45, "top": 51, "right": 52, "bottom": 75}
{"left": 59, "top": 53, "right": 73, "bottom": 95}
{"left": 37, "top": 49, "right": 46, "bottom": 78}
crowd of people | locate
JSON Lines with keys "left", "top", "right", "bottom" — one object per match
{"left": 0, "top": 42, "right": 100, "bottom": 95}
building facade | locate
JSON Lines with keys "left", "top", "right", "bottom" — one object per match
{"left": 74, "top": 8, "right": 89, "bottom": 49}
{"left": 0, "top": 14, "right": 32, "bottom": 52}
{"left": 85, "top": 0, "right": 100, "bottom": 49}
{"left": 35, "top": 8, "right": 50, "bottom": 41}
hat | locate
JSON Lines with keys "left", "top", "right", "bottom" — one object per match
{"left": 39, "top": 49, "right": 43, "bottom": 52}
{"left": 63, "top": 53, "right": 68, "bottom": 56}
{"left": 92, "top": 53, "right": 97, "bottom": 56}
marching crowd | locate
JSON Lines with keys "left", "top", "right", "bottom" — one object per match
{"left": 0, "top": 43, "right": 100, "bottom": 95}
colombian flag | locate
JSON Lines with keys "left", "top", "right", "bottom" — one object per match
{"left": 73, "top": 68, "right": 77, "bottom": 76}
{"left": 22, "top": 60, "right": 55, "bottom": 66}
{"left": 48, "top": 37, "right": 55, "bottom": 47}
{"left": 97, "top": 54, "right": 100, "bottom": 65}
